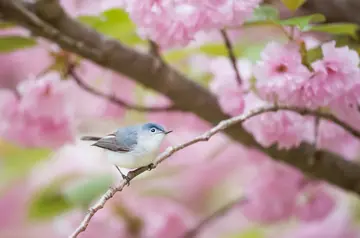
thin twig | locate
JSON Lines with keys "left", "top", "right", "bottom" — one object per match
{"left": 148, "top": 40, "right": 162, "bottom": 59}
{"left": 148, "top": 39, "right": 164, "bottom": 75}
{"left": 276, "top": 106, "right": 360, "bottom": 140}
{"left": 69, "top": 104, "right": 360, "bottom": 237}
{"left": 66, "top": 64, "right": 178, "bottom": 112}
{"left": 181, "top": 197, "right": 247, "bottom": 238}
{"left": 314, "top": 117, "right": 320, "bottom": 146}
{"left": 309, "top": 117, "right": 321, "bottom": 165}
{"left": 220, "top": 29, "right": 242, "bottom": 85}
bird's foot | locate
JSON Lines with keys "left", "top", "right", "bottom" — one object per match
{"left": 114, "top": 165, "right": 131, "bottom": 186}
{"left": 121, "top": 174, "right": 131, "bottom": 186}
{"left": 147, "top": 163, "right": 155, "bottom": 171}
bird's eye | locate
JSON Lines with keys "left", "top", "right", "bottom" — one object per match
{"left": 150, "top": 128, "right": 156, "bottom": 133}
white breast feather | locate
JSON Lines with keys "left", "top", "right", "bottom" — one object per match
{"left": 105, "top": 133, "right": 165, "bottom": 169}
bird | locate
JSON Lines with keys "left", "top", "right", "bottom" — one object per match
{"left": 80, "top": 122, "right": 172, "bottom": 184}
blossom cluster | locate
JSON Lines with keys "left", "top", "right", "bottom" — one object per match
{"left": 211, "top": 40, "right": 360, "bottom": 155}
{"left": 126, "top": 0, "right": 261, "bottom": 48}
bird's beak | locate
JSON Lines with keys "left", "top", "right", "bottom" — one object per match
{"left": 165, "top": 130, "right": 173, "bottom": 135}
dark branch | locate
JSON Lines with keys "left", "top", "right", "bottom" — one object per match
{"left": 220, "top": 29, "right": 242, "bottom": 85}
{"left": 66, "top": 64, "right": 178, "bottom": 112}
{"left": 302, "top": 0, "right": 360, "bottom": 25}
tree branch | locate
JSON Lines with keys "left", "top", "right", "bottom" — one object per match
{"left": 66, "top": 63, "right": 178, "bottom": 112}
{"left": 70, "top": 105, "right": 360, "bottom": 237}
{"left": 1, "top": 0, "right": 360, "bottom": 221}
{"left": 302, "top": 0, "right": 360, "bottom": 25}
{"left": 220, "top": 29, "right": 242, "bottom": 85}
{"left": 267, "top": 0, "right": 360, "bottom": 26}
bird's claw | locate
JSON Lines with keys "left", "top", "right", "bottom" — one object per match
{"left": 122, "top": 174, "right": 131, "bottom": 186}
{"left": 147, "top": 163, "right": 155, "bottom": 171}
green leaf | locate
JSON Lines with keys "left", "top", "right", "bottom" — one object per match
{"left": 309, "top": 23, "right": 359, "bottom": 39}
{"left": 238, "top": 44, "right": 266, "bottom": 62}
{"left": 281, "top": 0, "right": 307, "bottom": 11}
{"left": 163, "top": 48, "right": 196, "bottom": 62}
{"left": 78, "top": 8, "right": 145, "bottom": 46}
{"left": 225, "top": 227, "right": 264, "bottom": 238}
{"left": 63, "top": 174, "right": 113, "bottom": 207}
{"left": 0, "top": 36, "right": 37, "bottom": 52}
{"left": 247, "top": 4, "right": 279, "bottom": 22}
{"left": 0, "top": 22, "right": 16, "bottom": 29}
{"left": 28, "top": 176, "right": 75, "bottom": 220}
{"left": 0, "top": 141, "right": 52, "bottom": 187}
{"left": 306, "top": 46, "right": 323, "bottom": 63}
{"left": 277, "top": 14, "right": 326, "bottom": 31}
{"left": 199, "top": 44, "right": 228, "bottom": 56}
{"left": 77, "top": 15, "right": 100, "bottom": 26}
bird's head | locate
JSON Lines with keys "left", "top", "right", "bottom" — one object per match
{"left": 137, "top": 123, "right": 172, "bottom": 150}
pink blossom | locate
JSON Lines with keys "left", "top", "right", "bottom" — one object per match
{"left": 0, "top": 29, "right": 51, "bottom": 90}
{"left": 317, "top": 120, "right": 360, "bottom": 160}
{"left": 119, "top": 194, "right": 196, "bottom": 238}
{"left": 52, "top": 209, "right": 128, "bottom": 238}
{"left": 241, "top": 162, "right": 303, "bottom": 223}
{"left": 241, "top": 160, "right": 336, "bottom": 224}
{"left": 187, "top": 0, "right": 262, "bottom": 27}
{"left": 209, "top": 57, "right": 253, "bottom": 116}
{"left": 126, "top": 0, "right": 261, "bottom": 48}
{"left": 0, "top": 182, "right": 64, "bottom": 238}
{"left": 242, "top": 92, "right": 270, "bottom": 114}
{"left": 156, "top": 130, "right": 229, "bottom": 166}
{"left": 145, "top": 147, "right": 242, "bottom": 209}
{"left": 243, "top": 111, "right": 314, "bottom": 149}
{"left": 329, "top": 83, "right": 360, "bottom": 132}
{"left": 60, "top": 0, "right": 126, "bottom": 16}
{"left": 295, "top": 183, "right": 335, "bottom": 222}
{"left": 253, "top": 42, "right": 311, "bottom": 103}
{"left": 0, "top": 73, "right": 75, "bottom": 148}
{"left": 295, "top": 41, "right": 360, "bottom": 108}
{"left": 130, "top": 134, "right": 242, "bottom": 211}
{"left": 62, "top": 60, "right": 134, "bottom": 120}
{"left": 97, "top": 73, "right": 135, "bottom": 119}
{"left": 282, "top": 203, "right": 358, "bottom": 238}
{"left": 0, "top": 183, "right": 27, "bottom": 229}
{"left": 29, "top": 143, "right": 114, "bottom": 190}
{"left": 197, "top": 208, "right": 252, "bottom": 238}
{"left": 60, "top": 60, "right": 113, "bottom": 119}
{"left": 145, "top": 94, "right": 211, "bottom": 132}
{"left": 149, "top": 213, "right": 188, "bottom": 238}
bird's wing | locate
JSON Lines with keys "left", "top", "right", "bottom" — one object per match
{"left": 91, "top": 133, "right": 131, "bottom": 152}
{"left": 116, "top": 127, "right": 138, "bottom": 149}
{"left": 81, "top": 136, "right": 102, "bottom": 141}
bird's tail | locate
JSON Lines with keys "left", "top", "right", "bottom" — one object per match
{"left": 80, "top": 136, "right": 101, "bottom": 141}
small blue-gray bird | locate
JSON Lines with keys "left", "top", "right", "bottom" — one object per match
{"left": 81, "top": 123, "right": 172, "bottom": 183}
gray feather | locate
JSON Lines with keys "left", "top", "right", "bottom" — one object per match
{"left": 92, "top": 127, "right": 138, "bottom": 152}
{"left": 81, "top": 136, "right": 102, "bottom": 141}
